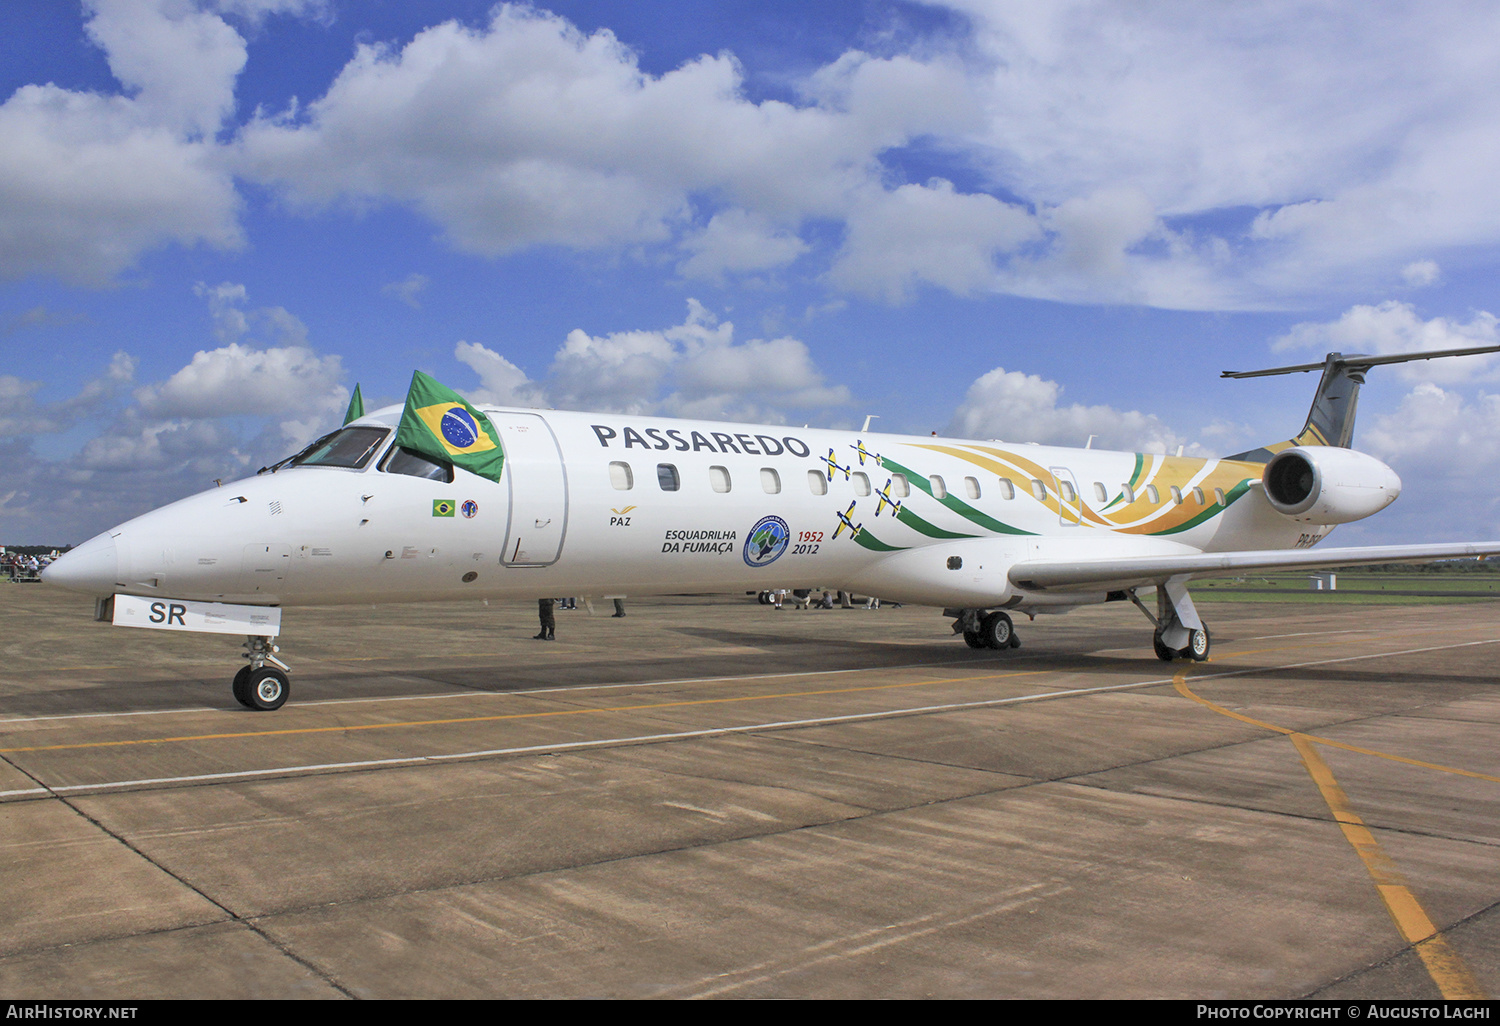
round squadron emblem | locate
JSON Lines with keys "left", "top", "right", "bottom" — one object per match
{"left": 743, "top": 515, "right": 790, "bottom": 568}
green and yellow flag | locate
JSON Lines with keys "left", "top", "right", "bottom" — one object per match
{"left": 393, "top": 371, "right": 504, "bottom": 482}
{"left": 343, "top": 383, "right": 365, "bottom": 425}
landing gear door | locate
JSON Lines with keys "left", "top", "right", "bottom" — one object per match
{"left": 494, "top": 413, "right": 569, "bottom": 566}
{"left": 1050, "top": 466, "right": 1083, "bottom": 526}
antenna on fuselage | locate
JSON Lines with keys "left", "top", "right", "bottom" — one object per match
{"left": 862, "top": 414, "right": 880, "bottom": 432}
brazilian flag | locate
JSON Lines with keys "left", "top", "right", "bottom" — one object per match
{"left": 393, "top": 371, "right": 505, "bottom": 482}
{"left": 343, "top": 383, "right": 365, "bottom": 425}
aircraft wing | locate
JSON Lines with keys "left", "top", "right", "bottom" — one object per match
{"left": 1008, "top": 542, "right": 1500, "bottom": 593}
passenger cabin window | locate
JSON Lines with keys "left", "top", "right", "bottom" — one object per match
{"left": 761, "top": 468, "right": 781, "bottom": 494}
{"left": 1146, "top": 485, "right": 1160, "bottom": 503}
{"left": 289, "top": 427, "right": 388, "bottom": 470}
{"left": 997, "top": 478, "right": 1015, "bottom": 500}
{"left": 1059, "top": 481, "right": 1077, "bottom": 503}
{"left": 710, "top": 466, "right": 731, "bottom": 493}
{"left": 1192, "top": 487, "right": 1205, "bottom": 505}
{"left": 1031, "top": 479, "right": 1047, "bottom": 501}
{"left": 1214, "top": 487, "right": 1226, "bottom": 506}
{"left": 890, "top": 474, "right": 910, "bottom": 498}
{"left": 929, "top": 475, "right": 947, "bottom": 499}
{"left": 381, "top": 445, "right": 454, "bottom": 483}
{"left": 657, "top": 464, "right": 680, "bottom": 491}
{"left": 964, "top": 476, "right": 981, "bottom": 500}
{"left": 1094, "top": 482, "right": 1108, "bottom": 503}
{"left": 1121, "top": 484, "right": 1136, "bottom": 503}
{"left": 1170, "top": 485, "right": 1183, "bottom": 505}
{"left": 609, "top": 461, "right": 634, "bottom": 490}
{"left": 852, "top": 472, "right": 871, "bottom": 496}
{"left": 808, "top": 469, "right": 828, "bottom": 495}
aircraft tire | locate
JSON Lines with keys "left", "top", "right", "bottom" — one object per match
{"left": 1184, "top": 627, "right": 1211, "bottom": 662}
{"left": 231, "top": 665, "right": 253, "bottom": 708}
{"left": 246, "top": 667, "right": 290, "bottom": 711}
{"left": 1152, "top": 629, "right": 1176, "bottom": 662}
{"left": 979, "top": 611, "right": 1013, "bottom": 650}
{"left": 963, "top": 630, "right": 985, "bottom": 649}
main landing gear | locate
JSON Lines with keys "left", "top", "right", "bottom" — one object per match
{"left": 232, "top": 635, "right": 291, "bottom": 711}
{"left": 950, "top": 608, "right": 1023, "bottom": 652}
{"left": 1128, "top": 578, "right": 1211, "bottom": 663}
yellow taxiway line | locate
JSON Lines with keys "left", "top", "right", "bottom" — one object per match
{"left": 1174, "top": 669, "right": 1490, "bottom": 1000}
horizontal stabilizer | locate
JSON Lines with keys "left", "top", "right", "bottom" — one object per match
{"left": 1009, "top": 542, "right": 1500, "bottom": 593}
{"left": 1221, "top": 344, "right": 1500, "bottom": 379}
{"left": 1222, "top": 344, "right": 1500, "bottom": 457}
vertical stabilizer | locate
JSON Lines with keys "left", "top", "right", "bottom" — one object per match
{"left": 1221, "top": 345, "right": 1500, "bottom": 463}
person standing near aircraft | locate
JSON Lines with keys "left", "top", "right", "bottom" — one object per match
{"left": 534, "top": 598, "right": 555, "bottom": 640}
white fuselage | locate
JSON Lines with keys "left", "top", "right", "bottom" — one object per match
{"left": 50, "top": 405, "right": 1321, "bottom": 613}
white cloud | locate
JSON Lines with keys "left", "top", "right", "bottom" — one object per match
{"left": 134, "top": 341, "right": 343, "bottom": 419}
{"left": 1356, "top": 382, "right": 1500, "bottom": 540}
{"left": 943, "top": 0, "right": 1500, "bottom": 305}
{"left": 677, "top": 210, "right": 809, "bottom": 282}
{"left": 0, "top": 85, "right": 242, "bottom": 284}
{"left": 233, "top": 7, "right": 991, "bottom": 284}
{"left": 828, "top": 180, "right": 1038, "bottom": 301}
{"left": 84, "top": 0, "right": 247, "bottom": 137}
{"left": 1402, "top": 260, "right": 1441, "bottom": 288}
{"left": 549, "top": 326, "right": 684, "bottom": 414}
{"left": 948, "top": 366, "right": 1194, "bottom": 454}
{"left": 78, "top": 416, "right": 232, "bottom": 472}
{"left": 454, "top": 300, "right": 848, "bottom": 420}
{"left": 194, "top": 280, "right": 250, "bottom": 340}
{"left": 0, "top": 352, "right": 136, "bottom": 439}
{"left": 1272, "top": 301, "right": 1500, "bottom": 383}
{"left": 0, "top": 0, "right": 248, "bottom": 284}
{"left": 454, "top": 341, "right": 546, "bottom": 408}
{"left": 9, "top": 0, "right": 1500, "bottom": 311}
{"left": 382, "top": 272, "right": 430, "bottom": 308}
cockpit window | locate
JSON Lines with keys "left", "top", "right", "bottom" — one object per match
{"left": 287, "top": 427, "right": 389, "bottom": 470}
{"left": 380, "top": 445, "right": 454, "bottom": 483}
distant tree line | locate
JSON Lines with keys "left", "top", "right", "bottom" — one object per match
{"left": 1341, "top": 558, "right": 1500, "bottom": 574}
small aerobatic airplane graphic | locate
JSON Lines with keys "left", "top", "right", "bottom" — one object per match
{"left": 873, "top": 478, "right": 903, "bottom": 518}
{"left": 41, "top": 343, "right": 1500, "bottom": 710}
{"left": 821, "top": 447, "right": 853, "bottom": 481}
{"left": 833, "top": 500, "right": 863, "bottom": 541}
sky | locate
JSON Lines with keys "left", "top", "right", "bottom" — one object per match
{"left": 3, "top": 0, "right": 1499, "bottom": 547}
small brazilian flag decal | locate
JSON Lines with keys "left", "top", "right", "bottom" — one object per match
{"left": 433, "top": 500, "right": 455, "bottom": 517}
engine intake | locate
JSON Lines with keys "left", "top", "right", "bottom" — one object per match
{"left": 1262, "top": 446, "right": 1402, "bottom": 524}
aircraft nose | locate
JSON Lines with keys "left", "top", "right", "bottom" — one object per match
{"left": 41, "top": 532, "right": 119, "bottom": 596}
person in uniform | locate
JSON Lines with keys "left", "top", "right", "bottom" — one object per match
{"left": 534, "top": 598, "right": 556, "bottom": 640}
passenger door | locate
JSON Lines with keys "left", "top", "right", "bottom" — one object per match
{"left": 493, "top": 413, "right": 569, "bottom": 566}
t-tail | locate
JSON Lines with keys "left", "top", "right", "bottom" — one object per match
{"left": 1221, "top": 344, "right": 1500, "bottom": 463}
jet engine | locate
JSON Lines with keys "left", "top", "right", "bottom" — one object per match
{"left": 1261, "top": 446, "right": 1402, "bottom": 524}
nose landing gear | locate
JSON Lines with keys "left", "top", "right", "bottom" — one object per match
{"left": 233, "top": 635, "right": 291, "bottom": 710}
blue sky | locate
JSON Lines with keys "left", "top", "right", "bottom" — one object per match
{"left": 3, "top": 1, "right": 1499, "bottom": 546}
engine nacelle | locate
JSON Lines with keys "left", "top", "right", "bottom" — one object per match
{"left": 1262, "top": 446, "right": 1402, "bottom": 524}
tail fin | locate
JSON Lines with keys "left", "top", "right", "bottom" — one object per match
{"left": 1220, "top": 345, "right": 1500, "bottom": 462}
